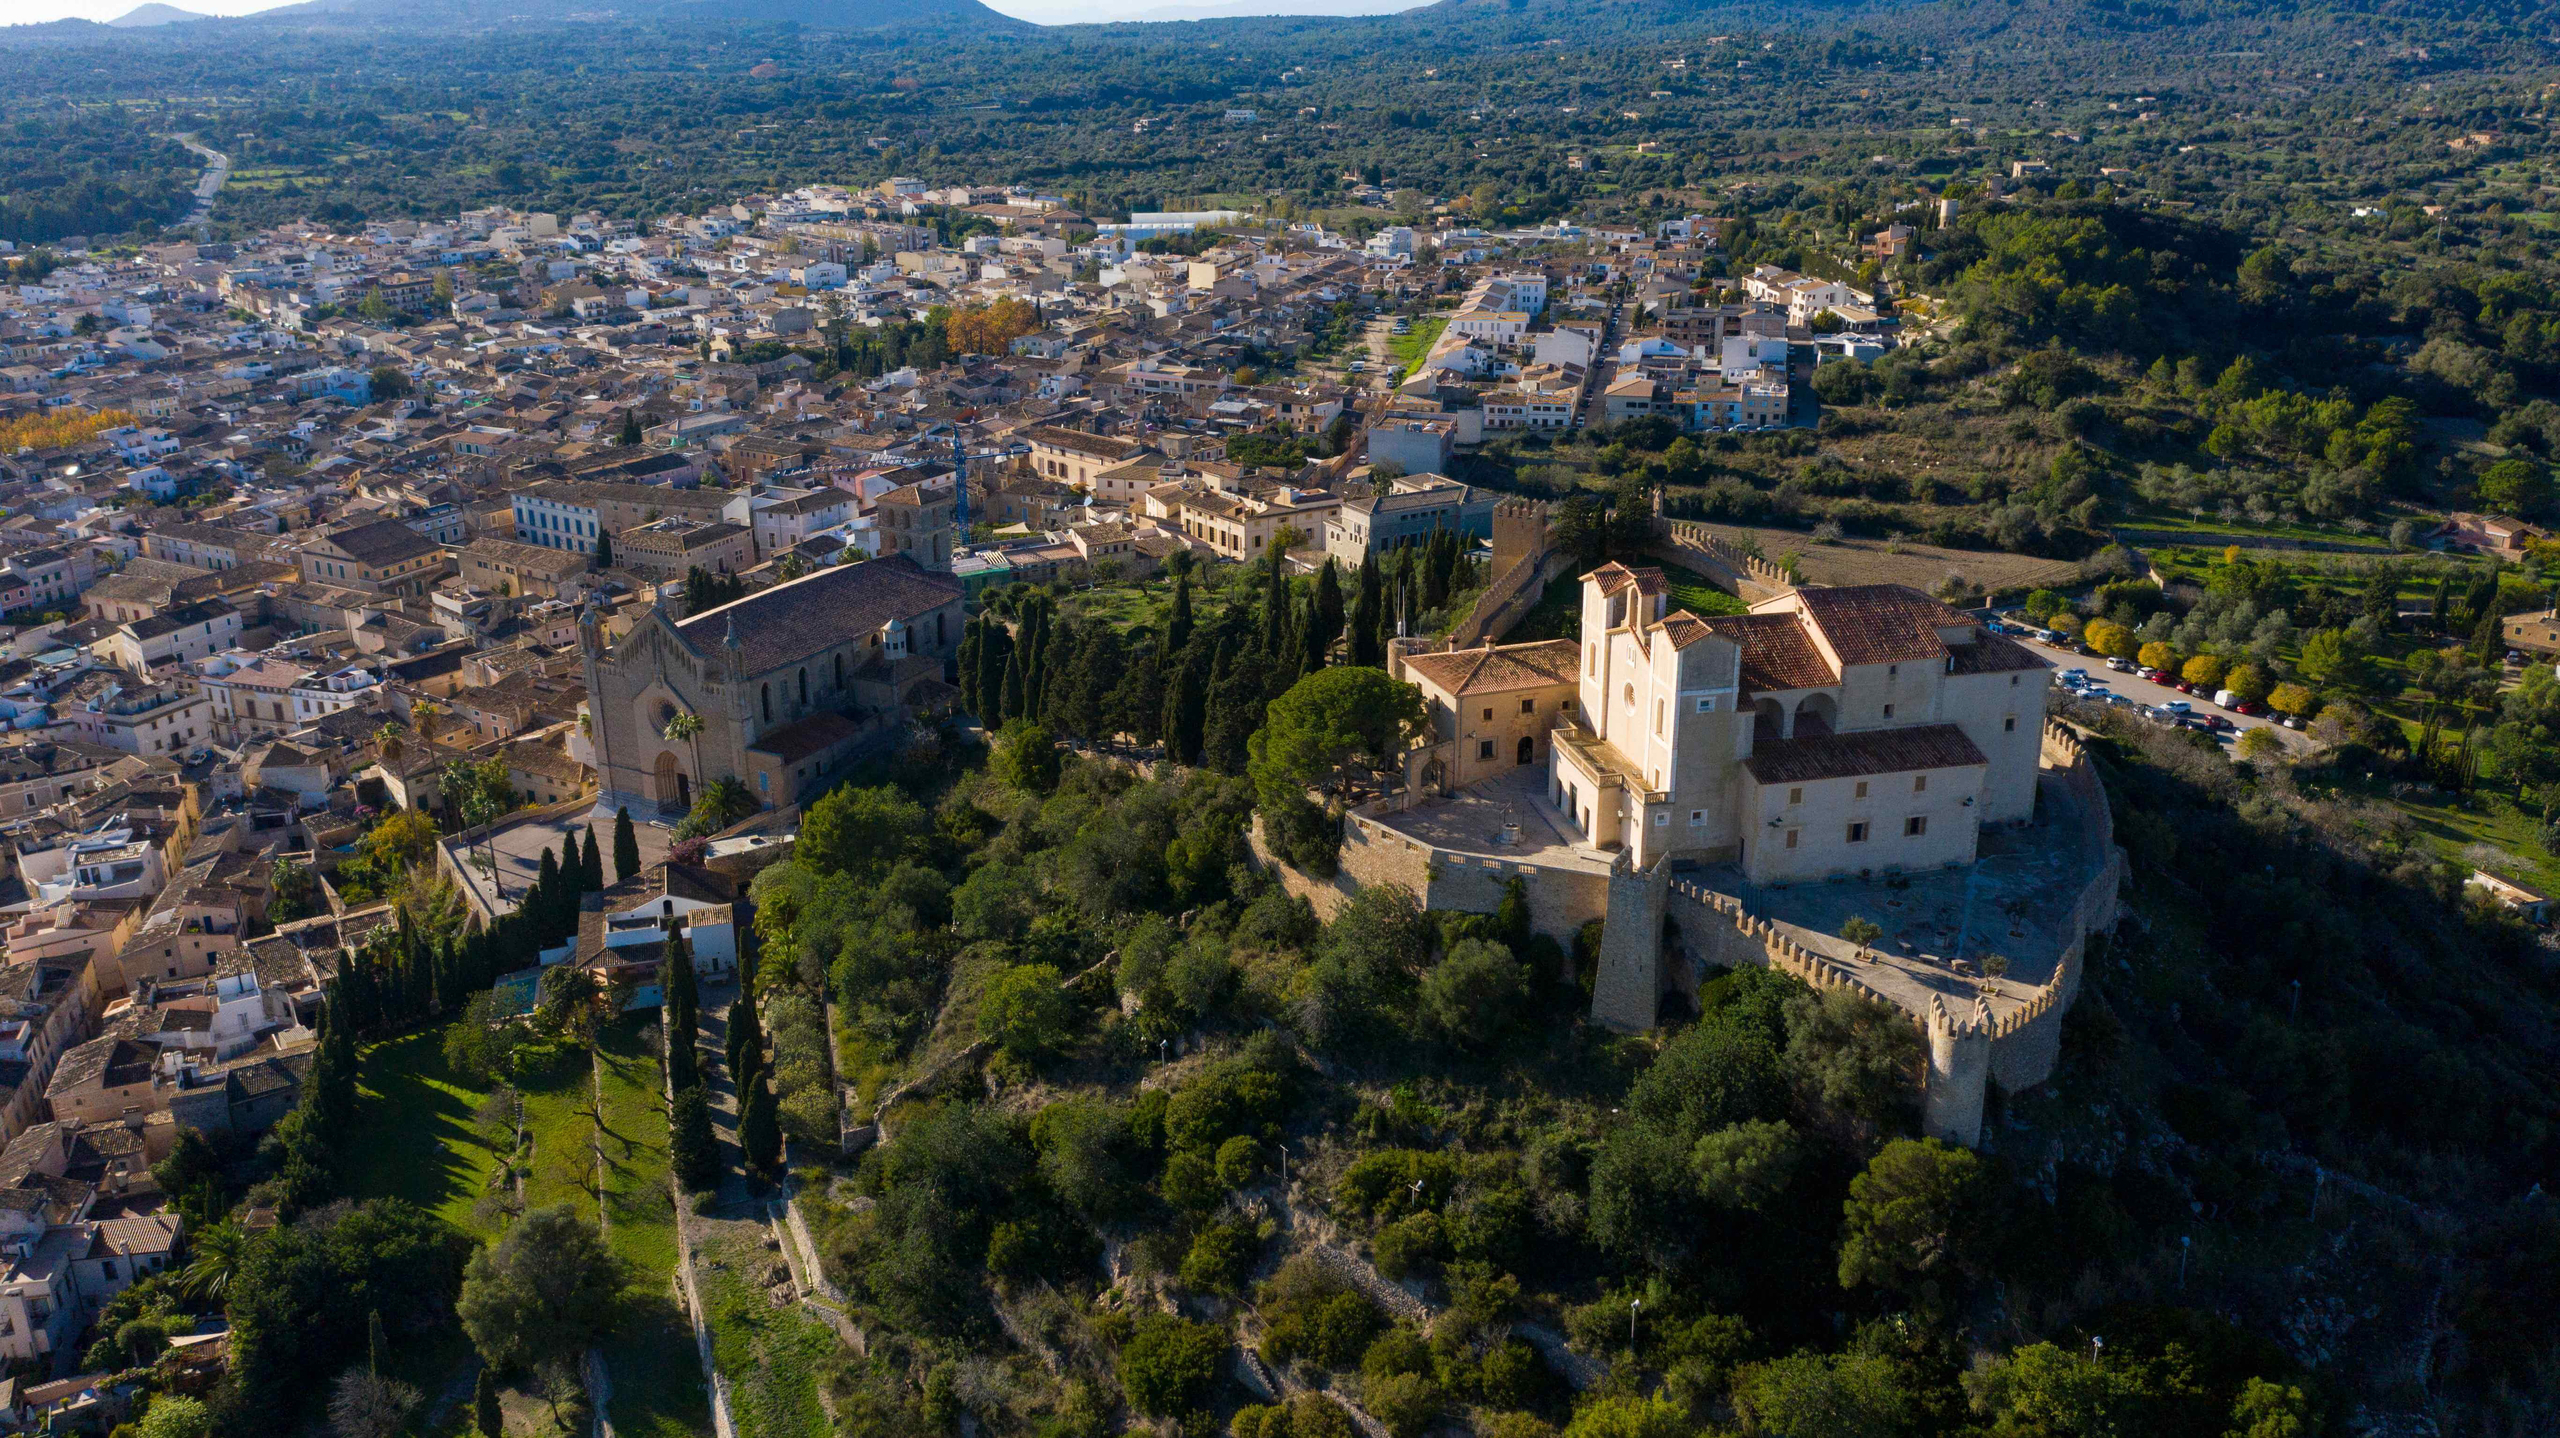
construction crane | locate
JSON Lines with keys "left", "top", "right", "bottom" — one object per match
{"left": 916, "top": 421, "right": 1028, "bottom": 532}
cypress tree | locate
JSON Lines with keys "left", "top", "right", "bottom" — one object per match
{"left": 581, "top": 825, "right": 604, "bottom": 892}
{"left": 1352, "top": 550, "right": 1385, "bottom": 666}
{"left": 665, "top": 929, "right": 699, "bottom": 1093}
{"left": 670, "top": 1085, "right": 717, "bottom": 1191}
{"left": 741, "top": 1067, "right": 782, "bottom": 1175}
{"left": 976, "top": 620, "right": 1010, "bottom": 724}
{"left": 1164, "top": 645, "right": 1210, "bottom": 765}
{"left": 1310, "top": 559, "right": 1345, "bottom": 670}
{"left": 957, "top": 615, "right": 983, "bottom": 715}
{"left": 595, "top": 528, "right": 615, "bottom": 570}
{"left": 727, "top": 978, "right": 763, "bottom": 1087}
{"left": 474, "top": 1367, "right": 501, "bottom": 1437}
{"left": 999, "top": 646, "right": 1026, "bottom": 724}
{"left": 1167, "top": 570, "right": 1195, "bottom": 653}
{"left": 613, "top": 807, "right": 641, "bottom": 884}
{"left": 1261, "top": 547, "right": 1287, "bottom": 654}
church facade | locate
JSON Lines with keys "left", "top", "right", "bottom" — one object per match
{"left": 580, "top": 557, "right": 965, "bottom": 817}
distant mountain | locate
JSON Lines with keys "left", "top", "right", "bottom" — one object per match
{"left": 107, "top": 3, "right": 212, "bottom": 23}
{"left": 248, "top": 0, "right": 1031, "bottom": 29}
{"left": 1122, "top": 0, "right": 1423, "bottom": 19}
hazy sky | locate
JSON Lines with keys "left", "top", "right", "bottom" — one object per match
{"left": 0, "top": 0, "right": 1428, "bottom": 24}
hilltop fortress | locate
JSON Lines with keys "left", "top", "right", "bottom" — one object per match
{"left": 1257, "top": 521, "right": 2125, "bottom": 1147}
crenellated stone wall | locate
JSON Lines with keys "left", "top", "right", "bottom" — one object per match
{"left": 1655, "top": 719, "right": 2125, "bottom": 1145}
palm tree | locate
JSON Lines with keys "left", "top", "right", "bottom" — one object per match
{"left": 180, "top": 1221, "right": 249, "bottom": 1301}
{"left": 662, "top": 710, "right": 705, "bottom": 801}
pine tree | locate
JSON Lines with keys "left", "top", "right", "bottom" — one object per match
{"left": 581, "top": 825, "right": 604, "bottom": 891}
{"left": 741, "top": 1067, "right": 782, "bottom": 1175}
{"left": 1352, "top": 550, "right": 1385, "bottom": 666}
{"left": 1167, "top": 571, "right": 1195, "bottom": 653}
{"left": 613, "top": 807, "right": 642, "bottom": 884}
{"left": 474, "top": 1366, "right": 502, "bottom": 1438}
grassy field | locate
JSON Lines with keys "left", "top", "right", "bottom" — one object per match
{"left": 696, "top": 1220, "right": 837, "bottom": 1438}
{"left": 348, "top": 1019, "right": 714, "bottom": 1437}
{"left": 344, "top": 1030, "right": 509, "bottom": 1235}
{"left": 592, "top": 1019, "right": 714, "bottom": 1438}
{"left": 1388, "top": 316, "right": 1447, "bottom": 385}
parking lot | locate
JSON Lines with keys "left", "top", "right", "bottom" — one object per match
{"left": 2003, "top": 627, "right": 2313, "bottom": 752}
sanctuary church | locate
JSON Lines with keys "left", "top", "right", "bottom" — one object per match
{"left": 579, "top": 556, "right": 964, "bottom": 817}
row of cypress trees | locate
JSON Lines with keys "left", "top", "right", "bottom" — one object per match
{"left": 953, "top": 538, "right": 1478, "bottom": 766}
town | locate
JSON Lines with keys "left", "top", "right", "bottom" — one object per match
{"left": 0, "top": 85, "right": 2550, "bottom": 1438}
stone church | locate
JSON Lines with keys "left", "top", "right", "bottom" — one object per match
{"left": 580, "top": 557, "right": 965, "bottom": 817}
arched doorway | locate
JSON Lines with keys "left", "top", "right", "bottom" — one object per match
{"left": 1517, "top": 735, "right": 1535, "bottom": 766}
{"left": 654, "top": 752, "right": 690, "bottom": 814}
{"left": 1754, "top": 697, "right": 1786, "bottom": 743}
{"left": 1794, "top": 692, "right": 1837, "bottom": 739}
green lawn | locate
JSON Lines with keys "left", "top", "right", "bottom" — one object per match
{"left": 2119, "top": 510, "right": 2394, "bottom": 550}
{"left": 344, "top": 1030, "right": 508, "bottom": 1235}
{"left": 593, "top": 1019, "right": 714, "bottom": 1438}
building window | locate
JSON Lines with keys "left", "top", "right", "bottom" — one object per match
{"left": 1847, "top": 821, "right": 1870, "bottom": 843}
{"left": 1882, "top": 703, "right": 1895, "bottom": 718}
{"left": 1520, "top": 698, "right": 1535, "bottom": 715}
{"left": 1787, "top": 786, "right": 1803, "bottom": 805}
{"left": 1854, "top": 781, "right": 1869, "bottom": 799}
{"left": 1695, "top": 697, "right": 1715, "bottom": 712}
{"left": 1914, "top": 775, "right": 1927, "bottom": 792}
{"left": 1887, "top": 664, "right": 1898, "bottom": 677}
{"left": 1477, "top": 739, "right": 1495, "bottom": 760}
{"left": 2011, "top": 675, "right": 2021, "bottom": 686}
{"left": 1655, "top": 699, "right": 1664, "bottom": 734}
{"left": 1784, "top": 828, "right": 1800, "bottom": 850}
{"left": 1689, "top": 809, "right": 1705, "bottom": 825}
{"left": 2004, "top": 716, "right": 2017, "bottom": 732}
{"left": 1622, "top": 683, "right": 1635, "bottom": 709}
{"left": 761, "top": 684, "right": 772, "bottom": 722}
{"left": 1653, "top": 812, "right": 1668, "bottom": 827}
{"left": 1482, "top": 707, "right": 1493, "bottom": 721}
{"left": 1906, "top": 816, "right": 1928, "bottom": 836}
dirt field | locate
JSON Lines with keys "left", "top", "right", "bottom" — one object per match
{"left": 1682, "top": 522, "right": 2085, "bottom": 597}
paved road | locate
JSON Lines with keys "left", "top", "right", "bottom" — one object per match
{"left": 1573, "top": 299, "right": 1624, "bottom": 430}
{"left": 169, "top": 133, "right": 229, "bottom": 232}
{"left": 2007, "top": 629, "right": 2312, "bottom": 751}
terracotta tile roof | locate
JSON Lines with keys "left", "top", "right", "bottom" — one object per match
{"left": 1403, "top": 639, "right": 1580, "bottom": 696}
{"left": 1786, "top": 584, "right": 1987, "bottom": 667}
{"left": 1705, "top": 613, "right": 1837, "bottom": 694}
{"left": 674, "top": 554, "right": 957, "bottom": 677}
{"left": 1583, "top": 561, "right": 1664, "bottom": 598}
{"left": 1743, "top": 723, "right": 1988, "bottom": 785}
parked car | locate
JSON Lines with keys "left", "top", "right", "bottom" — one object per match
{"left": 2205, "top": 715, "right": 2235, "bottom": 732}
{"left": 2106, "top": 657, "right": 2134, "bottom": 673}
{"left": 2213, "top": 688, "right": 2239, "bottom": 709}
{"left": 2234, "top": 700, "right": 2266, "bottom": 716}
{"left": 2063, "top": 668, "right": 2089, "bottom": 684}
{"left": 2162, "top": 699, "right": 2193, "bottom": 714}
